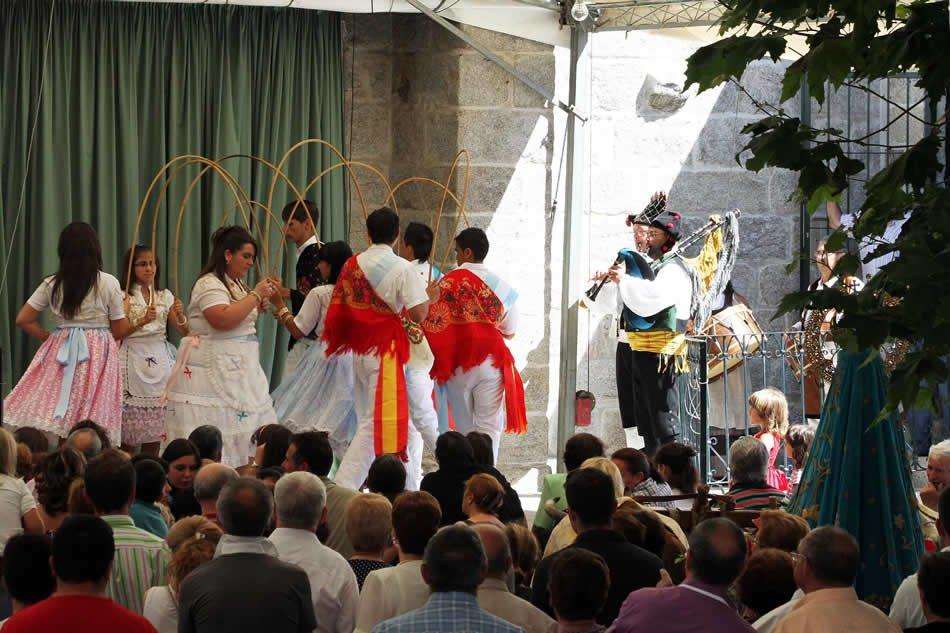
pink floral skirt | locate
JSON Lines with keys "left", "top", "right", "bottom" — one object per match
{"left": 3, "top": 328, "right": 122, "bottom": 445}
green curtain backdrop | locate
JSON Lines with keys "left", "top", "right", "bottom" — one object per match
{"left": 1, "top": 0, "right": 347, "bottom": 396}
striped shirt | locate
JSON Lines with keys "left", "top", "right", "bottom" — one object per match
{"left": 727, "top": 483, "right": 786, "bottom": 510}
{"left": 101, "top": 514, "right": 171, "bottom": 615}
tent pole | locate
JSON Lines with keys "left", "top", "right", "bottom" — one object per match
{"left": 555, "top": 24, "right": 591, "bottom": 472}
{"left": 404, "top": 0, "right": 587, "bottom": 122}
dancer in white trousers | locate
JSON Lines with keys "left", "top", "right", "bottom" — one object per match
{"left": 423, "top": 227, "right": 527, "bottom": 461}
{"left": 323, "top": 208, "right": 432, "bottom": 491}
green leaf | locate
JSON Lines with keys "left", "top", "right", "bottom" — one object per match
{"left": 685, "top": 35, "right": 787, "bottom": 93}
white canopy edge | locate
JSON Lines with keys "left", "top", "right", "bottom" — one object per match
{"left": 115, "top": 0, "right": 573, "bottom": 47}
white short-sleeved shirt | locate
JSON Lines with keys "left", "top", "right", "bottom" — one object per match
{"left": 411, "top": 259, "right": 441, "bottom": 282}
{"left": 356, "top": 244, "right": 428, "bottom": 314}
{"left": 0, "top": 475, "right": 38, "bottom": 548}
{"left": 293, "top": 284, "right": 334, "bottom": 338}
{"left": 186, "top": 273, "right": 258, "bottom": 338}
{"left": 126, "top": 287, "right": 174, "bottom": 339}
{"left": 27, "top": 272, "right": 126, "bottom": 327}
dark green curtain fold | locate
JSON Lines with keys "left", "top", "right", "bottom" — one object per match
{"left": 1, "top": 0, "right": 347, "bottom": 395}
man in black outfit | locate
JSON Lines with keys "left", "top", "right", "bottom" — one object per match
{"left": 177, "top": 477, "right": 316, "bottom": 633}
{"left": 530, "top": 468, "right": 663, "bottom": 626}
{"left": 281, "top": 200, "right": 322, "bottom": 358}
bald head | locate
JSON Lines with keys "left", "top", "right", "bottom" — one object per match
{"left": 66, "top": 429, "right": 102, "bottom": 461}
{"left": 688, "top": 518, "right": 748, "bottom": 586}
{"left": 193, "top": 463, "right": 239, "bottom": 503}
{"left": 473, "top": 523, "right": 511, "bottom": 579}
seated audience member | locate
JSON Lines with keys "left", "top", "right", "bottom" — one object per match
{"left": 372, "top": 524, "right": 522, "bottom": 633}
{"left": 193, "top": 463, "right": 239, "bottom": 527}
{"left": 737, "top": 548, "right": 796, "bottom": 623}
{"left": 531, "top": 468, "right": 662, "bottom": 626}
{"left": 654, "top": 442, "right": 700, "bottom": 510}
{"left": 1, "top": 534, "right": 55, "bottom": 625}
{"left": 356, "top": 491, "right": 442, "bottom": 633}
{"left": 85, "top": 449, "right": 170, "bottom": 614}
{"left": 33, "top": 447, "right": 85, "bottom": 535}
{"left": 545, "top": 457, "right": 688, "bottom": 558}
{"left": 177, "top": 477, "right": 316, "bottom": 633}
{"left": 346, "top": 493, "right": 394, "bottom": 590}
{"left": 131, "top": 458, "right": 171, "bottom": 538}
{"left": 67, "top": 478, "right": 96, "bottom": 516}
{"left": 463, "top": 473, "right": 507, "bottom": 528}
{"left": 755, "top": 509, "right": 810, "bottom": 553}
{"left": 15, "top": 443, "right": 32, "bottom": 482}
{"left": 890, "top": 487, "right": 950, "bottom": 630}
{"left": 727, "top": 436, "right": 786, "bottom": 510}
{"left": 366, "top": 454, "right": 407, "bottom": 505}
{"left": 614, "top": 501, "right": 686, "bottom": 582}
{"left": 918, "top": 440, "right": 949, "bottom": 548}
{"left": 161, "top": 439, "right": 202, "bottom": 521}
{"left": 421, "top": 432, "right": 524, "bottom": 526}
{"left": 505, "top": 524, "right": 540, "bottom": 601}
{"left": 2, "top": 516, "right": 155, "bottom": 633}
{"left": 65, "top": 419, "right": 111, "bottom": 457}
{"left": 188, "top": 425, "right": 224, "bottom": 465}
{"left": 548, "top": 548, "right": 610, "bottom": 633}
{"left": 257, "top": 466, "right": 284, "bottom": 493}
{"left": 13, "top": 428, "right": 49, "bottom": 474}
{"left": 166, "top": 516, "right": 223, "bottom": 552}
{"left": 783, "top": 423, "right": 816, "bottom": 497}
{"left": 611, "top": 448, "right": 675, "bottom": 509}
{"left": 143, "top": 530, "right": 220, "bottom": 633}
{"left": 0, "top": 429, "right": 44, "bottom": 548}
{"left": 533, "top": 433, "right": 605, "bottom": 548}
{"left": 283, "top": 431, "right": 359, "bottom": 557}
{"left": 906, "top": 551, "right": 950, "bottom": 633}
{"left": 610, "top": 518, "right": 755, "bottom": 633}
{"left": 468, "top": 432, "right": 496, "bottom": 467}
{"left": 473, "top": 523, "right": 555, "bottom": 633}
{"left": 772, "top": 527, "right": 898, "bottom": 633}
{"left": 270, "top": 472, "right": 359, "bottom": 633}
{"left": 256, "top": 424, "right": 293, "bottom": 471}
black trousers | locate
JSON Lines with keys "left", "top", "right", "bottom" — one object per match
{"left": 615, "top": 341, "right": 678, "bottom": 456}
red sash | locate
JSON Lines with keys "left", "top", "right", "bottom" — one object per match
{"left": 323, "top": 257, "right": 409, "bottom": 456}
{"left": 422, "top": 268, "right": 527, "bottom": 434}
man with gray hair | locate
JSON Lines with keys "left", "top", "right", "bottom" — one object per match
{"left": 193, "top": 462, "right": 238, "bottom": 526}
{"left": 269, "top": 472, "right": 359, "bottom": 633}
{"left": 472, "top": 523, "right": 553, "bottom": 633}
{"left": 177, "top": 477, "right": 316, "bottom": 633}
{"left": 727, "top": 436, "right": 785, "bottom": 510}
{"left": 373, "top": 524, "right": 523, "bottom": 633}
{"left": 773, "top": 526, "right": 898, "bottom": 633}
{"left": 65, "top": 428, "right": 102, "bottom": 461}
{"left": 918, "top": 439, "right": 950, "bottom": 542}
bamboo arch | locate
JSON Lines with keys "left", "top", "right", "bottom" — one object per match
{"left": 126, "top": 139, "right": 473, "bottom": 303}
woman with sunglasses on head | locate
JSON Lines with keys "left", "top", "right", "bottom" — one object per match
{"left": 117, "top": 244, "right": 189, "bottom": 457}
{"left": 164, "top": 226, "right": 279, "bottom": 467}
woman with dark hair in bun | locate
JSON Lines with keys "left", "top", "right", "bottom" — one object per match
{"left": 34, "top": 447, "right": 86, "bottom": 535}
{"left": 164, "top": 226, "right": 279, "bottom": 467}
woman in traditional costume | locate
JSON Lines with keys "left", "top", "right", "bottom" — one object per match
{"left": 164, "top": 226, "right": 278, "bottom": 467}
{"left": 270, "top": 241, "right": 357, "bottom": 460}
{"left": 4, "top": 222, "right": 131, "bottom": 446}
{"left": 118, "top": 245, "right": 189, "bottom": 456}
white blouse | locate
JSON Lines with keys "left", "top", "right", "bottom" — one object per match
{"left": 293, "top": 284, "right": 333, "bottom": 338}
{"left": 186, "top": 273, "right": 258, "bottom": 338}
{"left": 126, "top": 287, "right": 175, "bottom": 339}
{"left": 27, "top": 272, "right": 125, "bottom": 327}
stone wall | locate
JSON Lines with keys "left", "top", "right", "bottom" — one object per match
{"left": 343, "top": 16, "right": 803, "bottom": 479}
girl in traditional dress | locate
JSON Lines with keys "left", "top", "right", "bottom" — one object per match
{"left": 748, "top": 387, "right": 790, "bottom": 493}
{"left": 118, "top": 245, "right": 189, "bottom": 456}
{"left": 270, "top": 241, "right": 357, "bottom": 460}
{"left": 164, "top": 226, "right": 279, "bottom": 467}
{"left": 4, "top": 222, "right": 132, "bottom": 446}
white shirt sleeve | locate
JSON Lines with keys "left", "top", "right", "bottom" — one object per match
{"left": 335, "top": 568, "right": 360, "bottom": 633}
{"left": 293, "top": 287, "right": 326, "bottom": 336}
{"left": 617, "top": 260, "right": 691, "bottom": 319}
{"left": 100, "top": 273, "right": 126, "bottom": 320}
{"left": 16, "top": 478, "right": 36, "bottom": 516}
{"left": 400, "top": 265, "right": 429, "bottom": 311}
{"left": 194, "top": 276, "right": 232, "bottom": 312}
{"left": 498, "top": 300, "right": 519, "bottom": 337}
{"left": 26, "top": 278, "right": 53, "bottom": 312}
{"left": 888, "top": 573, "right": 925, "bottom": 629}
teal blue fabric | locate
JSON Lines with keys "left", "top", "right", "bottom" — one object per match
{"left": 787, "top": 349, "right": 924, "bottom": 610}
{"left": 130, "top": 500, "right": 169, "bottom": 539}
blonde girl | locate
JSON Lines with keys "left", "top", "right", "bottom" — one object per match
{"left": 748, "top": 387, "right": 790, "bottom": 492}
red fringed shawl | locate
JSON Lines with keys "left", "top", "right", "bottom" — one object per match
{"left": 423, "top": 268, "right": 527, "bottom": 434}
